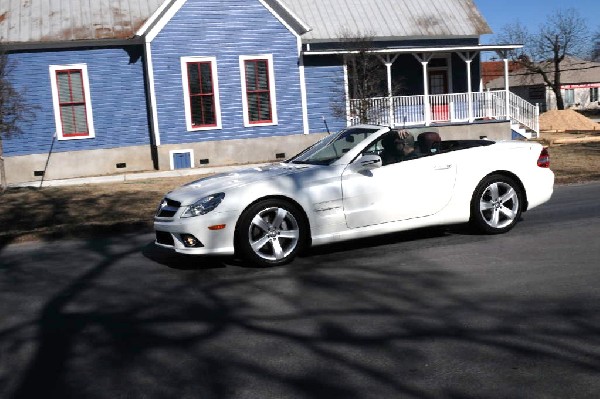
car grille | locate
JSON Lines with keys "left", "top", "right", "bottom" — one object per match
{"left": 156, "top": 198, "right": 181, "bottom": 218}
{"left": 155, "top": 231, "right": 174, "bottom": 246}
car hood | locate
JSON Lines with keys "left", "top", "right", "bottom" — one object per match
{"left": 164, "top": 163, "right": 314, "bottom": 205}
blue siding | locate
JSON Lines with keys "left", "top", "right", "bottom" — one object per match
{"left": 3, "top": 47, "right": 150, "bottom": 157}
{"left": 303, "top": 56, "right": 347, "bottom": 133}
{"left": 151, "top": 0, "right": 306, "bottom": 144}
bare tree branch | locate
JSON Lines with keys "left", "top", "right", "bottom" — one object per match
{"left": 498, "top": 8, "right": 592, "bottom": 110}
{"left": 329, "top": 31, "right": 406, "bottom": 124}
{"left": 1, "top": 50, "right": 31, "bottom": 190}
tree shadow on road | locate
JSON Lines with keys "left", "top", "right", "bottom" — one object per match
{"left": 142, "top": 242, "right": 231, "bottom": 270}
{"left": 1, "top": 233, "right": 599, "bottom": 399}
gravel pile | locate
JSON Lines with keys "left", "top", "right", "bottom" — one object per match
{"left": 540, "top": 110, "right": 600, "bottom": 132}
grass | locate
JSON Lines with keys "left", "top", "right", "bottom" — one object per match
{"left": 1, "top": 141, "right": 599, "bottom": 247}
{"left": 549, "top": 142, "right": 600, "bottom": 184}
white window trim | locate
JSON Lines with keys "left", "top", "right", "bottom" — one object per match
{"left": 180, "top": 56, "right": 222, "bottom": 131}
{"left": 49, "top": 64, "right": 95, "bottom": 140}
{"left": 169, "top": 149, "right": 194, "bottom": 170}
{"left": 564, "top": 88, "right": 575, "bottom": 105}
{"left": 239, "top": 54, "right": 278, "bottom": 127}
{"left": 590, "top": 87, "right": 599, "bottom": 103}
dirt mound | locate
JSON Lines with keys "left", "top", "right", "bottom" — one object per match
{"left": 540, "top": 109, "right": 600, "bottom": 132}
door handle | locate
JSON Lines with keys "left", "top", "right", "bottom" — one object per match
{"left": 434, "top": 164, "right": 452, "bottom": 170}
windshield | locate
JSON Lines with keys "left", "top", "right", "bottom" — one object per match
{"left": 287, "top": 127, "right": 381, "bottom": 165}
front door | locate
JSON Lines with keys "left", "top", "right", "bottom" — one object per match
{"left": 429, "top": 70, "right": 448, "bottom": 94}
{"left": 429, "top": 70, "right": 449, "bottom": 121}
{"left": 341, "top": 152, "right": 457, "bottom": 229}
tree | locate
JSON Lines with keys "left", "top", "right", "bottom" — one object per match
{"left": 592, "top": 31, "right": 600, "bottom": 62}
{"left": 498, "top": 8, "right": 592, "bottom": 110}
{"left": 330, "top": 32, "right": 404, "bottom": 124}
{"left": 0, "top": 51, "right": 29, "bottom": 191}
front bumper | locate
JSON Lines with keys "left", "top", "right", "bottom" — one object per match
{"left": 153, "top": 210, "right": 239, "bottom": 255}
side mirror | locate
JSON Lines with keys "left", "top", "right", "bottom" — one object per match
{"left": 351, "top": 154, "right": 382, "bottom": 172}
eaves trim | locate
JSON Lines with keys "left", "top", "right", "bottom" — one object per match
{"left": 303, "top": 44, "right": 523, "bottom": 56}
{"left": 260, "top": 0, "right": 311, "bottom": 36}
{"left": 141, "top": 0, "right": 188, "bottom": 43}
{"left": 0, "top": 37, "right": 145, "bottom": 52}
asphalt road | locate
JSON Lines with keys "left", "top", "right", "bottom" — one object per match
{"left": 1, "top": 182, "right": 599, "bottom": 399}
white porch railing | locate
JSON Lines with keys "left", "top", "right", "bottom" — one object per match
{"left": 348, "top": 90, "right": 539, "bottom": 136}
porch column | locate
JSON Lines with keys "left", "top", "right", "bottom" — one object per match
{"left": 413, "top": 53, "right": 434, "bottom": 126}
{"left": 503, "top": 57, "right": 510, "bottom": 121}
{"left": 496, "top": 50, "right": 511, "bottom": 121}
{"left": 378, "top": 54, "right": 399, "bottom": 126}
{"left": 458, "top": 52, "right": 478, "bottom": 122}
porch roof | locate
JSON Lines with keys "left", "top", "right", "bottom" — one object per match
{"left": 276, "top": 0, "right": 491, "bottom": 42}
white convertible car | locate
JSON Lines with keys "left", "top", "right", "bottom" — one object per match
{"left": 154, "top": 125, "right": 554, "bottom": 266}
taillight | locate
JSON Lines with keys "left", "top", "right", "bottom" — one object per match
{"left": 537, "top": 147, "right": 550, "bottom": 168}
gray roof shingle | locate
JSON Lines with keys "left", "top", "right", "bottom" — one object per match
{"left": 277, "top": 0, "right": 491, "bottom": 42}
{"left": 0, "top": 0, "right": 166, "bottom": 44}
{"left": 0, "top": 0, "right": 491, "bottom": 45}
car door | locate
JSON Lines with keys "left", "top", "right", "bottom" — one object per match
{"left": 341, "top": 152, "right": 457, "bottom": 229}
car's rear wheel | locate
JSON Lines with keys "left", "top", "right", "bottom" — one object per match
{"left": 236, "top": 199, "right": 307, "bottom": 267}
{"left": 470, "top": 174, "right": 523, "bottom": 234}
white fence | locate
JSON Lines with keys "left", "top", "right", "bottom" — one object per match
{"left": 349, "top": 90, "right": 539, "bottom": 135}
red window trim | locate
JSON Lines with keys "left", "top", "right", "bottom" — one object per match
{"left": 244, "top": 59, "right": 273, "bottom": 124}
{"left": 55, "top": 69, "right": 90, "bottom": 137}
{"left": 186, "top": 61, "right": 218, "bottom": 128}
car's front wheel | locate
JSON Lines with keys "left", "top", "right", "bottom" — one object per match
{"left": 235, "top": 199, "right": 307, "bottom": 267}
{"left": 470, "top": 174, "right": 524, "bottom": 234}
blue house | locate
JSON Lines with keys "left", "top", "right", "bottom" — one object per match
{"left": 0, "top": 0, "right": 534, "bottom": 185}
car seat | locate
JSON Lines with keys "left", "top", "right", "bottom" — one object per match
{"left": 417, "top": 132, "right": 441, "bottom": 155}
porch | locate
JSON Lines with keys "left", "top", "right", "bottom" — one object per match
{"left": 304, "top": 43, "right": 539, "bottom": 139}
{"left": 348, "top": 90, "right": 540, "bottom": 138}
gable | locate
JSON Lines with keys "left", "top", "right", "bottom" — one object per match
{"left": 149, "top": 0, "right": 307, "bottom": 143}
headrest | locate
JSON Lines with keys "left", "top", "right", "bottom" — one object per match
{"left": 417, "top": 132, "right": 441, "bottom": 143}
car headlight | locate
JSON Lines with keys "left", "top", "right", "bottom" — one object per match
{"left": 181, "top": 193, "right": 225, "bottom": 218}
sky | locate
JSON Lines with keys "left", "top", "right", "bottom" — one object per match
{"left": 473, "top": 0, "right": 600, "bottom": 44}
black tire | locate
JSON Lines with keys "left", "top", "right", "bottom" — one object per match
{"left": 235, "top": 199, "right": 308, "bottom": 267}
{"left": 470, "top": 174, "right": 524, "bottom": 234}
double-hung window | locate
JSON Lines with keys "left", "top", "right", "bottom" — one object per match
{"left": 240, "top": 55, "right": 278, "bottom": 127}
{"left": 564, "top": 88, "right": 575, "bottom": 105}
{"left": 49, "top": 64, "right": 95, "bottom": 140}
{"left": 181, "top": 56, "right": 221, "bottom": 131}
{"left": 591, "top": 87, "right": 599, "bottom": 103}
